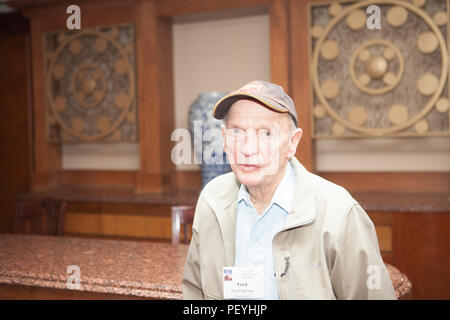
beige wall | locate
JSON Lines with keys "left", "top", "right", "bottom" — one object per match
{"left": 62, "top": 143, "right": 139, "bottom": 170}
{"left": 62, "top": 9, "right": 449, "bottom": 173}
{"left": 316, "top": 137, "right": 450, "bottom": 172}
{"left": 172, "top": 11, "right": 271, "bottom": 170}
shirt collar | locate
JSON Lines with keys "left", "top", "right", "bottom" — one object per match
{"left": 237, "top": 161, "right": 296, "bottom": 214}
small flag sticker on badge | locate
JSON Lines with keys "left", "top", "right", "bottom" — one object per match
{"left": 223, "top": 269, "right": 232, "bottom": 281}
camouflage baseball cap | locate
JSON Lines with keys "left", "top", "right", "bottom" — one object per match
{"left": 212, "top": 80, "right": 298, "bottom": 126}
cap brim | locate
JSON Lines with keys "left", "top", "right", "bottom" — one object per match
{"left": 212, "top": 93, "right": 289, "bottom": 120}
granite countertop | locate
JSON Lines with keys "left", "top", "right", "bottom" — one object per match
{"left": 0, "top": 234, "right": 188, "bottom": 299}
{"left": 353, "top": 192, "right": 449, "bottom": 213}
{"left": 18, "top": 187, "right": 448, "bottom": 213}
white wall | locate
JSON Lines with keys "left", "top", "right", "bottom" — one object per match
{"left": 316, "top": 137, "right": 450, "bottom": 172}
{"left": 172, "top": 11, "right": 271, "bottom": 170}
{"left": 62, "top": 143, "right": 140, "bottom": 170}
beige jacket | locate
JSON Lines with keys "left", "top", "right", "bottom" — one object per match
{"left": 182, "top": 157, "right": 397, "bottom": 300}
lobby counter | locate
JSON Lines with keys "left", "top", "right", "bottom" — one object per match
{"left": 0, "top": 234, "right": 188, "bottom": 299}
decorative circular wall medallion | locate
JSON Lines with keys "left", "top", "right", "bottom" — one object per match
{"left": 350, "top": 39, "right": 404, "bottom": 95}
{"left": 310, "top": 0, "right": 449, "bottom": 138}
{"left": 45, "top": 24, "right": 138, "bottom": 143}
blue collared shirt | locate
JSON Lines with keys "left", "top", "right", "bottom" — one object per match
{"left": 234, "top": 162, "right": 296, "bottom": 299}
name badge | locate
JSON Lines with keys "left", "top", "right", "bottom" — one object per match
{"left": 223, "top": 266, "right": 264, "bottom": 299}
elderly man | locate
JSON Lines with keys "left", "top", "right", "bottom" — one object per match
{"left": 182, "top": 80, "right": 396, "bottom": 300}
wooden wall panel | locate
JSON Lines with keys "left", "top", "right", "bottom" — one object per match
{"left": 29, "top": 17, "right": 61, "bottom": 191}
{"left": 157, "top": 0, "right": 270, "bottom": 16}
{"left": 393, "top": 212, "right": 450, "bottom": 300}
{"left": 18, "top": 0, "right": 136, "bottom": 19}
{"left": 374, "top": 225, "right": 392, "bottom": 253}
{"left": 64, "top": 202, "right": 173, "bottom": 240}
{"left": 64, "top": 213, "right": 172, "bottom": 240}
{"left": 319, "top": 171, "right": 449, "bottom": 194}
{"left": 171, "top": 171, "right": 202, "bottom": 191}
{"left": 173, "top": 168, "right": 450, "bottom": 195}
{"left": 368, "top": 212, "right": 393, "bottom": 261}
{"left": 289, "top": 0, "right": 320, "bottom": 171}
{"left": 270, "top": 0, "right": 290, "bottom": 91}
{"left": 0, "top": 13, "right": 31, "bottom": 233}
{"left": 135, "top": 0, "right": 174, "bottom": 193}
{"left": 60, "top": 170, "right": 137, "bottom": 188}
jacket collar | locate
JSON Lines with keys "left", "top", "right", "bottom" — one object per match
{"left": 282, "top": 157, "right": 317, "bottom": 231}
{"left": 203, "top": 156, "right": 317, "bottom": 265}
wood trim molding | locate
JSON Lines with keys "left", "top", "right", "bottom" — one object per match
{"left": 270, "top": 0, "right": 290, "bottom": 92}
{"left": 171, "top": 170, "right": 202, "bottom": 191}
{"left": 173, "top": 169, "right": 450, "bottom": 195}
{"left": 13, "top": 0, "right": 138, "bottom": 19}
{"left": 392, "top": 212, "right": 450, "bottom": 299}
{"left": 29, "top": 17, "right": 62, "bottom": 188}
{"left": 136, "top": 172, "right": 172, "bottom": 194}
{"left": 59, "top": 170, "right": 137, "bottom": 188}
{"left": 318, "top": 171, "right": 450, "bottom": 194}
{"left": 30, "top": 171, "right": 60, "bottom": 191}
{"left": 134, "top": 0, "right": 175, "bottom": 193}
{"left": 289, "top": 0, "right": 318, "bottom": 171}
{"left": 156, "top": 0, "right": 270, "bottom": 17}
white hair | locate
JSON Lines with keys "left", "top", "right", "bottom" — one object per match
{"left": 287, "top": 114, "right": 297, "bottom": 133}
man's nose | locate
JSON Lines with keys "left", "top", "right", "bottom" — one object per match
{"left": 241, "top": 132, "right": 258, "bottom": 156}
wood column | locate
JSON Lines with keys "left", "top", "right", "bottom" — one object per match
{"left": 135, "top": 0, "right": 175, "bottom": 193}
{"left": 289, "top": 0, "right": 318, "bottom": 171}
{"left": 393, "top": 212, "right": 450, "bottom": 300}
{"left": 270, "top": 0, "right": 290, "bottom": 92}
{"left": 28, "top": 16, "right": 62, "bottom": 190}
{"left": 0, "top": 13, "right": 32, "bottom": 232}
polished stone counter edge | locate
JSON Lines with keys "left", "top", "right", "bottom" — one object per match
{"left": 0, "top": 272, "right": 182, "bottom": 299}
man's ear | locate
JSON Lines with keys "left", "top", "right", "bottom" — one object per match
{"left": 287, "top": 128, "right": 303, "bottom": 159}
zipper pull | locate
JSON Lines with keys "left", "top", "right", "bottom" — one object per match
{"left": 280, "top": 256, "right": 290, "bottom": 277}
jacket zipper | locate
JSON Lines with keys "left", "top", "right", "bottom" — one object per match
{"left": 280, "top": 256, "right": 290, "bottom": 277}
{"left": 273, "top": 219, "right": 314, "bottom": 299}
{"left": 280, "top": 256, "right": 295, "bottom": 299}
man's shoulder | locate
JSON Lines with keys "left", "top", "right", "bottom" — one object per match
{"left": 199, "top": 172, "right": 240, "bottom": 207}
{"left": 303, "top": 171, "right": 360, "bottom": 228}
{"left": 290, "top": 157, "right": 356, "bottom": 208}
{"left": 203, "top": 171, "right": 237, "bottom": 191}
{"left": 307, "top": 171, "right": 356, "bottom": 204}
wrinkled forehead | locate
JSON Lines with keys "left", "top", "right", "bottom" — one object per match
{"left": 225, "top": 99, "right": 287, "bottom": 128}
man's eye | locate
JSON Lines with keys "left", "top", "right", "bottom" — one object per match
{"left": 259, "top": 129, "right": 271, "bottom": 136}
{"left": 233, "top": 129, "right": 244, "bottom": 135}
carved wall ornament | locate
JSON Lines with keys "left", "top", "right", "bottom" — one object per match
{"left": 309, "top": 0, "right": 449, "bottom": 138}
{"left": 45, "top": 24, "right": 138, "bottom": 143}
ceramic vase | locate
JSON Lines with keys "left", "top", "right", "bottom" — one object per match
{"left": 188, "top": 92, "right": 231, "bottom": 188}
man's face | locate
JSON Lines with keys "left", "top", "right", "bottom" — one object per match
{"left": 222, "top": 99, "right": 301, "bottom": 188}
